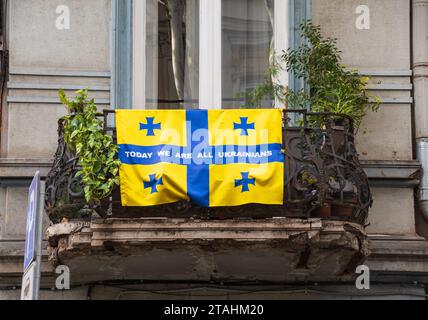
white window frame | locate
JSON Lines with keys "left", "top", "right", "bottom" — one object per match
{"left": 199, "top": 0, "right": 222, "bottom": 110}
{"left": 273, "top": 0, "right": 289, "bottom": 109}
{"left": 132, "top": 0, "right": 289, "bottom": 110}
{"left": 132, "top": 0, "right": 146, "bottom": 108}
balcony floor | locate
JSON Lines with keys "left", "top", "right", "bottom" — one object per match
{"left": 46, "top": 218, "right": 369, "bottom": 285}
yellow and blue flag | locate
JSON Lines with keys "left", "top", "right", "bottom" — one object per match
{"left": 116, "top": 109, "right": 284, "bottom": 207}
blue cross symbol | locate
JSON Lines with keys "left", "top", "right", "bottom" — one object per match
{"left": 235, "top": 172, "right": 256, "bottom": 193}
{"left": 233, "top": 117, "right": 255, "bottom": 136}
{"left": 143, "top": 174, "right": 164, "bottom": 194}
{"left": 140, "top": 117, "right": 161, "bottom": 136}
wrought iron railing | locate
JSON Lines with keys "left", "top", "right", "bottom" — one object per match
{"left": 45, "top": 110, "right": 372, "bottom": 225}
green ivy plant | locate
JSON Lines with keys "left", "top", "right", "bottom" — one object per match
{"left": 247, "top": 21, "right": 381, "bottom": 128}
{"left": 59, "top": 89, "right": 121, "bottom": 205}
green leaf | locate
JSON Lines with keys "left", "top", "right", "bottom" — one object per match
{"left": 60, "top": 89, "right": 121, "bottom": 205}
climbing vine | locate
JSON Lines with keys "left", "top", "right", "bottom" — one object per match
{"left": 59, "top": 89, "right": 121, "bottom": 205}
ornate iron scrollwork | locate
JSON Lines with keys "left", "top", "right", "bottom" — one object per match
{"left": 282, "top": 112, "right": 372, "bottom": 224}
{"left": 45, "top": 110, "right": 371, "bottom": 225}
{"left": 45, "top": 120, "right": 88, "bottom": 223}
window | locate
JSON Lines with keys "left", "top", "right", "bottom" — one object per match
{"left": 112, "top": 0, "right": 309, "bottom": 110}
{"left": 133, "top": 0, "right": 199, "bottom": 110}
{"left": 222, "top": 0, "right": 275, "bottom": 109}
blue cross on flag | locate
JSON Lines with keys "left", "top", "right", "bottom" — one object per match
{"left": 116, "top": 109, "right": 284, "bottom": 207}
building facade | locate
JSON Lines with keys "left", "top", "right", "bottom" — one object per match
{"left": 0, "top": 0, "right": 428, "bottom": 300}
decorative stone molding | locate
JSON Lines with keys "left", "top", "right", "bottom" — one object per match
{"left": 46, "top": 218, "right": 369, "bottom": 284}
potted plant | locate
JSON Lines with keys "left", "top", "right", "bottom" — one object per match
{"left": 246, "top": 20, "right": 380, "bottom": 127}
{"left": 59, "top": 89, "right": 121, "bottom": 211}
{"left": 246, "top": 21, "right": 380, "bottom": 220}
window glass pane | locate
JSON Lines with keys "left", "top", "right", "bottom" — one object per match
{"left": 222, "top": 0, "right": 274, "bottom": 109}
{"left": 145, "top": 0, "right": 199, "bottom": 109}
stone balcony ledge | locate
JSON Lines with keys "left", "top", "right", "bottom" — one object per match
{"left": 2, "top": 223, "right": 427, "bottom": 287}
{"left": 46, "top": 218, "right": 368, "bottom": 285}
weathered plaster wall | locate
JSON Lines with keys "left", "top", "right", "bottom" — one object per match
{"left": 5, "top": 0, "right": 112, "bottom": 159}
{"left": 312, "top": 0, "right": 416, "bottom": 235}
{"left": 358, "top": 106, "right": 413, "bottom": 161}
{"left": 312, "top": 0, "right": 412, "bottom": 160}
{"left": 0, "top": 0, "right": 112, "bottom": 245}
{"left": 312, "top": 0, "right": 410, "bottom": 69}
{"left": 0, "top": 187, "right": 28, "bottom": 240}
{"left": 6, "top": 104, "right": 67, "bottom": 159}
{"left": 9, "top": 0, "right": 111, "bottom": 72}
{"left": 367, "top": 187, "right": 416, "bottom": 235}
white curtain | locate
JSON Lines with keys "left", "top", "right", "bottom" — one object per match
{"left": 143, "top": 0, "right": 273, "bottom": 110}
{"left": 144, "top": 0, "right": 199, "bottom": 110}
{"left": 222, "top": 0, "right": 274, "bottom": 109}
{"left": 184, "top": 0, "right": 199, "bottom": 109}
